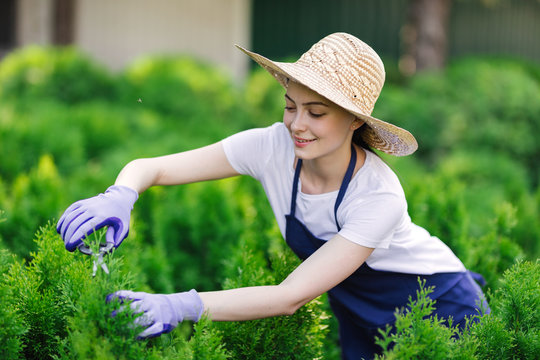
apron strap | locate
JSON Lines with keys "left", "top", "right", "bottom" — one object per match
{"left": 289, "top": 144, "right": 357, "bottom": 230}
{"left": 334, "top": 145, "right": 357, "bottom": 231}
{"left": 290, "top": 158, "right": 303, "bottom": 217}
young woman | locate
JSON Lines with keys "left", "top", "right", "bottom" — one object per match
{"left": 57, "top": 33, "right": 487, "bottom": 359}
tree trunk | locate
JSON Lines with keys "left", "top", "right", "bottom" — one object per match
{"left": 401, "top": 0, "right": 452, "bottom": 75}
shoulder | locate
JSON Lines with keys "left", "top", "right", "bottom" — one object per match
{"left": 337, "top": 151, "right": 408, "bottom": 248}
{"left": 350, "top": 150, "right": 406, "bottom": 200}
{"left": 223, "top": 122, "right": 289, "bottom": 150}
{"left": 221, "top": 122, "right": 292, "bottom": 178}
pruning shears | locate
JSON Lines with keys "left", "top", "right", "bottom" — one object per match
{"left": 78, "top": 242, "right": 113, "bottom": 277}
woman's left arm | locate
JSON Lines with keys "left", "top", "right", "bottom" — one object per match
{"left": 199, "top": 234, "right": 374, "bottom": 321}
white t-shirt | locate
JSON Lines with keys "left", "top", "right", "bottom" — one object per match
{"left": 222, "top": 122, "right": 466, "bottom": 274}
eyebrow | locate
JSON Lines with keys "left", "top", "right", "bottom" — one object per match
{"left": 285, "top": 94, "right": 329, "bottom": 107}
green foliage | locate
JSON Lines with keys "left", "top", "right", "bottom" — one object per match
{"left": 121, "top": 56, "right": 234, "bottom": 116}
{"left": 138, "top": 179, "right": 246, "bottom": 292}
{"left": 0, "top": 223, "right": 234, "bottom": 359}
{"left": 0, "top": 46, "right": 118, "bottom": 104}
{"left": 243, "top": 65, "right": 286, "bottom": 128}
{"left": 0, "top": 249, "right": 27, "bottom": 359}
{"left": 210, "top": 239, "right": 329, "bottom": 360}
{"left": 483, "top": 260, "right": 540, "bottom": 359}
{"left": 376, "top": 261, "right": 539, "bottom": 359}
{"left": 0, "top": 154, "right": 66, "bottom": 258}
{"left": 0, "top": 221, "right": 328, "bottom": 359}
{"left": 377, "top": 58, "right": 540, "bottom": 186}
{"left": 0, "top": 46, "right": 538, "bottom": 358}
{"left": 119, "top": 56, "right": 252, "bottom": 145}
{"left": 375, "top": 280, "right": 459, "bottom": 360}
{"left": 461, "top": 260, "right": 540, "bottom": 360}
{"left": 2, "top": 224, "right": 145, "bottom": 359}
{"left": 185, "top": 317, "right": 232, "bottom": 360}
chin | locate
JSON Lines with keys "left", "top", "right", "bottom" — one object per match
{"left": 293, "top": 148, "right": 317, "bottom": 160}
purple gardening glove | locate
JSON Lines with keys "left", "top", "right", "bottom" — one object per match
{"left": 57, "top": 185, "right": 139, "bottom": 252}
{"left": 107, "top": 289, "right": 204, "bottom": 339}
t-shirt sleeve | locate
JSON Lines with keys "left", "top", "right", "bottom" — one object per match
{"left": 338, "top": 193, "right": 406, "bottom": 249}
{"left": 221, "top": 123, "right": 283, "bottom": 181}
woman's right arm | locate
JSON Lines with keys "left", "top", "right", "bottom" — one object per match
{"left": 114, "top": 141, "right": 240, "bottom": 194}
{"left": 57, "top": 141, "right": 238, "bottom": 250}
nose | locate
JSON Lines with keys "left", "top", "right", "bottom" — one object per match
{"left": 290, "top": 111, "right": 308, "bottom": 132}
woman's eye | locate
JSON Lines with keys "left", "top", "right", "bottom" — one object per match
{"left": 309, "top": 112, "right": 324, "bottom": 118}
{"left": 284, "top": 106, "right": 296, "bottom": 111}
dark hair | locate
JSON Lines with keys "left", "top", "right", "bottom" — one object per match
{"left": 352, "top": 123, "right": 376, "bottom": 154}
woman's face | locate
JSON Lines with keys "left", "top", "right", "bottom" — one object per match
{"left": 283, "top": 81, "right": 362, "bottom": 161}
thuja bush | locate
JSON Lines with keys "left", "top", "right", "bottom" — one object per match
{"left": 208, "top": 233, "right": 330, "bottom": 360}
{"left": 0, "top": 222, "right": 234, "bottom": 359}
{"left": 0, "top": 220, "right": 333, "bottom": 359}
{"left": 376, "top": 58, "right": 540, "bottom": 185}
{"left": 375, "top": 260, "right": 539, "bottom": 359}
{"left": 0, "top": 248, "right": 27, "bottom": 359}
{"left": 0, "top": 46, "right": 118, "bottom": 104}
{"left": 386, "top": 155, "right": 525, "bottom": 289}
{"left": 471, "top": 260, "right": 540, "bottom": 359}
{"left": 243, "top": 65, "right": 286, "bottom": 128}
{"left": 135, "top": 175, "right": 277, "bottom": 293}
{"left": 119, "top": 56, "right": 253, "bottom": 136}
{"left": 375, "top": 280, "right": 465, "bottom": 360}
{"left": 2, "top": 224, "right": 142, "bottom": 359}
{"left": 0, "top": 155, "right": 66, "bottom": 258}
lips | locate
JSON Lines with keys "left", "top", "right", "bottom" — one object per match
{"left": 293, "top": 136, "right": 317, "bottom": 147}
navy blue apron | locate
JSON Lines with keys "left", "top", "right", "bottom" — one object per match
{"left": 285, "top": 146, "right": 488, "bottom": 360}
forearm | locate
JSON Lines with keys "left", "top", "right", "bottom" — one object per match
{"left": 114, "top": 142, "right": 238, "bottom": 194}
{"left": 114, "top": 158, "right": 160, "bottom": 194}
{"left": 197, "top": 236, "right": 373, "bottom": 322}
{"left": 198, "top": 285, "right": 302, "bottom": 321}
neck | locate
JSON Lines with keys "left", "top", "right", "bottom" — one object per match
{"left": 299, "top": 143, "right": 358, "bottom": 194}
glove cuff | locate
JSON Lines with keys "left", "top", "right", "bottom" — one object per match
{"left": 106, "top": 185, "right": 139, "bottom": 205}
{"left": 169, "top": 289, "right": 205, "bottom": 322}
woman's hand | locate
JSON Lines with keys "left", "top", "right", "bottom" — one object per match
{"left": 107, "top": 289, "right": 204, "bottom": 339}
{"left": 56, "top": 185, "right": 139, "bottom": 251}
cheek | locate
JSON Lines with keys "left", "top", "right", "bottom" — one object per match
{"left": 283, "top": 112, "right": 292, "bottom": 129}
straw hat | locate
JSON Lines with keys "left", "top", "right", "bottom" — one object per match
{"left": 236, "top": 32, "right": 418, "bottom": 156}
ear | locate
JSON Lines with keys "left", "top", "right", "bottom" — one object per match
{"left": 351, "top": 118, "right": 365, "bottom": 130}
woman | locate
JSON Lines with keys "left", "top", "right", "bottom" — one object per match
{"left": 57, "top": 33, "right": 487, "bottom": 359}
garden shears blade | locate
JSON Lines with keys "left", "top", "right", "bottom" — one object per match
{"left": 78, "top": 242, "right": 114, "bottom": 277}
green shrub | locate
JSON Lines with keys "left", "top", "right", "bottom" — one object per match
{"left": 375, "top": 261, "right": 539, "bottom": 359}
{"left": 0, "top": 46, "right": 118, "bottom": 104}
{"left": 130, "top": 171, "right": 278, "bottom": 294}
{"left": 377, "top": 58, "right": 540, "bottom": 185}
{"left": 1, "top": 223, "right": 187, "bottom": 359}
{"left": 243, "top": 65, "right": 286, "bottom": 128}
{"left": 459, "top": 202, "right": 525, "bottom": 289}
{"left": 0, "top": 221, "right": 331, "bottom": 359}
{"left": 0, "top": 100, "right": 137, "bottom": 182}
{"left": 210, "top": 238, "right": 330, "bottom": 359}
{"left": 0, "top": 249, "right": 27, "bottom": 359}
{"left": 120, "top": 56, "right": 253, "bottom": 135}
{"left": 0, "top": 155, "right": 66, "bottom": 258}
{"left": 375, "top": 280, "right": 460, "bottom": 360}
{"left": 467, "top": 260, "right": 540, "bottom": 360}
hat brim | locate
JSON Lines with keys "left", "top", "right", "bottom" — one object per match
{"left": 236, "top": 45, "right": 418, "bottom": 156}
